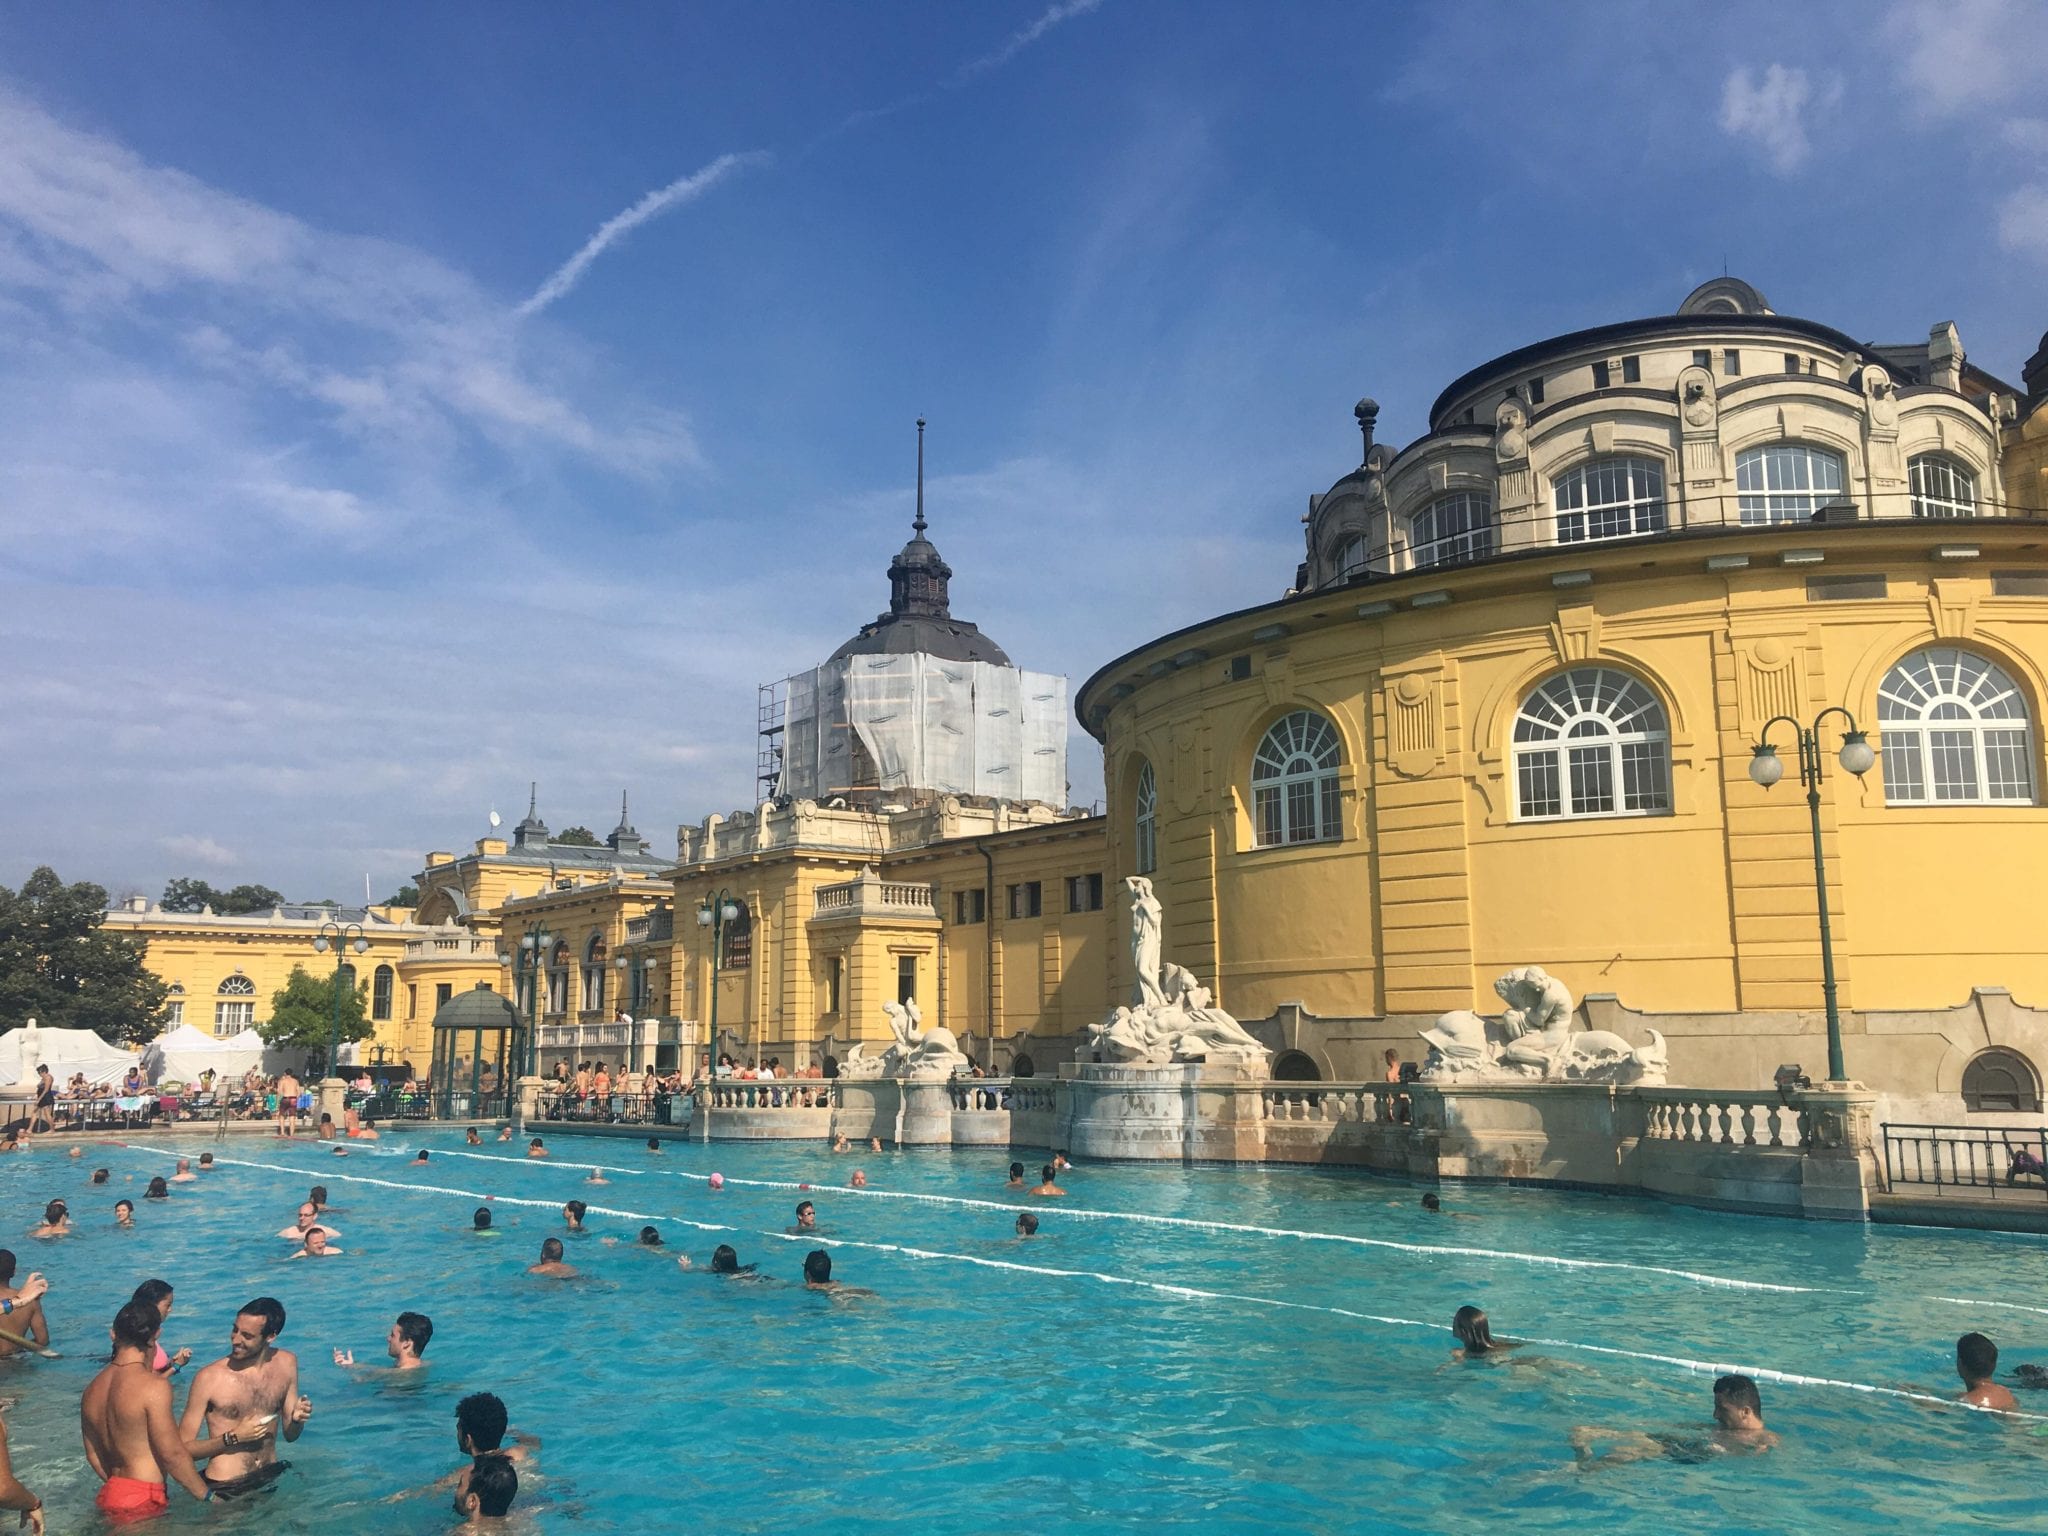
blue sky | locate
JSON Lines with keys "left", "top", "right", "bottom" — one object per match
{"left": 3, "top": 1, "right": 2045, "bottom": 903}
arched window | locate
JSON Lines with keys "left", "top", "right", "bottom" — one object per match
{"left": 1735, "top": 443, "right": 1846, "bottom": 525}
{"left": 1513, "top": 668, "right": 1671, "bottom": 820}
{"left": 1271, "top": 1050, "right": 1322, "bottom": 1081}
{"left": 1960, "top": 1047, "right": 2040, "bottom": 1113}
{"left": 1878, "top": 648, "right": 2035, "bottom": 804}
{"left": 1554, "top": 458, "right": 1665, "bottom": 543}
{"left": 547, "top": 939, "right": 570, "bottom": 1015}
{"left": 582, "top": 934, "right": 608, "bottom": 1014}
{"left": 1332, "top": 533, "right": 1369, "bottom": 582}
{"left": 1251, "top": 710, "right": 1342, "bottom": 847}
{"left": 217, "top": 975, "right": 255, "bottom": 996}
{"left": 372, "top": 965, "right": 394, "bottom": 1021}
{"left": 1909, "top": 454, "right": 1977, "bottom": 519}
{"left": 1409, "top": 492, "right": 1494, "bottom": 569}
{"left": 215, "top": 973, "right": 255, "bottom": 1035}
{"left": 721, "top": 906, "right": 753, "bottom": 970}
{"left": 1133, "top": 760, "right": 1158, "bottom": 875}
{"left": 336, "top": 963, "right": 357, "bottom": 994}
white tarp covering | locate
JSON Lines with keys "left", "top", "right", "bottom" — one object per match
{"left": 140, "top": 1024, "right": 281, "bottom": 1085}
{"left": 778, "top": 653, "right": 1068, "bottom": 804}
{"left": 0, "top": 1025, "right": 136, "bottom": 1089}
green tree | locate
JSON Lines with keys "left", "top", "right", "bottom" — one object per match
{"left": 160, "top": 877, "right": 220, "bottom": 913}
{"left": 218, "top": 884, "right": 288, "bottom": 914}
{"left": 259, "top": 963, "right": 370, "bottom": 1069}
{"left": 553, "top": 826, "right": 601, "bottom": 847}
{"left": 159, "top": 879, "right": 287, "bottom": 915}
{"left": 381, "top": 884, "right": 421, "bottom": 907}
{"left": 0, "top": 867, "right": 169, "bottom": 1044}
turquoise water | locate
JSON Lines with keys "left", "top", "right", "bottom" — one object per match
{"left": 4, "top": 1133, "right": 2046, "bottom": 1533}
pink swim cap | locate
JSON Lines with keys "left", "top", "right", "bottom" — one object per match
{"left": 708, "top": 1173, "right": 725, "bottom": 1189}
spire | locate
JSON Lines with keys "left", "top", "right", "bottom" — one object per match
{"left": 527, "top": 783, "right": 538, "bottom": 818}
{"left": 513, "top": 781, "right": 549, "bottom": 849}
{"left": 618, "top": 789, "right": 630, "bottom": 828}
{"left": 607, "top": 787, "right": 645, "bottom": 855}
{"left": 914, "top": 417, "right": 927, "bottom": 535}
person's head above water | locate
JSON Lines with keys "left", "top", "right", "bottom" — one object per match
{"left": 111, "top": 1297, "right": 163, "bottom": 1352}
{"left": 563, "top": 1200, "right": 587, "bottom": 1226}
{"left": 1421, "top": 1193, "right": 1442, "bottom": 1212}
{"left": 392, "top": 1310, "right": 433, "bottom": 1360}
{"left": 803, "top": 1249, "right": 832, "bottom": 1284}
{"left": 42, "top": 1199, "right": 66, "bottom": 1224}
{"left": 144, "top": 1176, "right": 169, "bottom": 1198}
{"left": 1957, "top": 1332, "right": 1999, "bottom": 1385}
{"left": 638, "top": 1226, "right": 662, "bottom": 1247}
{"left": 529, "top": 1138, "right": 544, "bottom": 1150}
{"left": 646, "top": 1138, "right": 660, "bottom": 1152}
{"left": 794, "top": 1201, "right": 815, "bottom": 1224}
{"left": 1009, "top": 1162, "right": 1024, "bottom": 1180}
{"left": 464, "top": 1448, "right": 519, "bottom": 1519}
{"left": 413, "top": 1150, "right": 429, "bottom": 1163}
{"left": 310, "top": 1186, "right": 329, "bottom": 1207}
{"left": 455, "top": 1391, "right": 509, "bottom": 1453}
{"left": 473, "top": 1207, "right": 493, "bottom": 1231}
{"left": 539, "top": 1237, "right": 564, "bottom": 1263}
{"left": 91, "top": 1168, "right": 109, "bottom": 1184}
{"left": 1452, "top": 1305, "right": 1496, "bottom": 1353}
{"left": 1040, "top": 1165, "right": 1055, "bottom": 1183}
{"left": 1712, "top": 1374, "right": 1764, "bottom": 1428}
{"left": 710, "top": 1244, "right": 751, "bottom": 1275}
{"left": 1015, "top": 1212, "right": 1039, "bottom": 1236}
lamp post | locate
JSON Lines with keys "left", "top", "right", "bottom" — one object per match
{"left": 516, "top": 925, "right": 555, "bottom": 1082}
{"left": 1748, "top": 707, "right": 1878, "bottom": 1084}
{"left": 311, "top": 921, "right": 368, "bottom": 1081}
{"left": 696, "top": 890, "right": 743, "bottom": 1087}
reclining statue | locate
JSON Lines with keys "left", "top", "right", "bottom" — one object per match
{"left": 1418, "top": 966, "right": 1666, "bottom": 1085}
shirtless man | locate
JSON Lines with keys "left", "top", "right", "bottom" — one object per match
{"left": 82, "top": 1299, "right": 212, "bottom": 1521}
{"left": 278, "top": 1203, "right": 339, "bottom": 1242}
{"left": 527, "top": 1238, "right": 575, "bottom": 1278}
{"left": 334, "top": 1312, "right": 430, "bottom": 1372}
{"left": 443, "top": 1392, "right": 538, "bottom": 1508}
{"left": 789, "top": 1201, "right": 818, "bottom": 1234}
{"left": 466, "top": 1128, "right": 482, "bottom": 1146}
{"left": 290, "top": 1228, "right": 341, "bottom": 1259}
{"left": 801, "top": 1250, "right": 874, "bottom": 1298}
{"left": 1571, "top": 1374, "right": 1778, "bottom": 1466}
{"left": 497, "top": 1125, "right": 513, "bottom": 1142}
{"left": 1957, "top": 1332, "right": 2020, "bottom": 1411}
{"left": 526, "top": 1138, "right": 548, "bottom": 1159}
{"left": 274, "top": 1073, "right": 300, "bottom": 1138}
{"left": 0, "top": 1394, "right": 44, "bottom": 1533}
{"left": 27, "top": 1201, "right": 69, "bottom": 1238}
{"left": 0, "top": 1254, "right": 50, "bottom": 1358}
{"left": 170, "top": 1159, "right": 198, "bottom": 1184}
{"left": 178, "top": 1297, "right": 312, "bottom": 1499}
{"left": 1030, "top": 1165, "right": 1066, "bottom": 1198}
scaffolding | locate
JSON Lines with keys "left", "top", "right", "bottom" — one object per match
{"left": 756, "top": 681, "right": 786, "bottom": 803}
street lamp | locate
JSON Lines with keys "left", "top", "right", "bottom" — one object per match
{"left": 515, "top": 925, "right": 555, "bottom": 1082}
{"left": 697, "top": 890, "right": 743, "bottom": 1085}
{"left": 312, "top": 921, "right": 369, "bottom": 1081}
{"left": 1749, "top": 707, "right": 1878, "bottom": 1084}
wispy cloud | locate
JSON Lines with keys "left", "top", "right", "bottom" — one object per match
{"left": 1999, "top": 186, "right": 2048, "bottom": 262}
{"left": 1718, "top": 64, "right": 1838, "bottom": 176}
{"left": 1884, "top": 0, "right": 2048, "bottom": 120}
{"left": 159, "top": 834, "right": 238, "bottom": 870}
{"left": 516, "top": 150, "right": 772, "bottom": 318}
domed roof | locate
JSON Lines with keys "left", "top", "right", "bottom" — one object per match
{"left": 829, "top": 419, "right": 1012, "bottom": 666}
{"left": 430, "top": 987, "right": 521, "bottom": 1032}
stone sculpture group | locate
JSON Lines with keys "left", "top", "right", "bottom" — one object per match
{"left": 840, "top": 998, "right": 971, "bottom": 1080}
{"left": 1418, "top": 967, "right": 1667, "bottom": 1085}
{"left": 1083, "top": 878, "right": 1271, "bottom": 1069}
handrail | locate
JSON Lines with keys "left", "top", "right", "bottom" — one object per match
{"left": 1881, "top": 1121, "right": 2048, "bottom": 1200}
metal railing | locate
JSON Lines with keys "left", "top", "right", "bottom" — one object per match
{"left": 1881, "top": 1122, "right": 2048, "bottom": 1199}
{"left": 344, "top": 1088, "right": 433, "bottom": 1122}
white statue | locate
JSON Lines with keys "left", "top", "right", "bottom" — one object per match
{"left": 1086, "top": 889, "right": 1269, "bottom": 1070}
{"left": 1418, "top": 967, "right": 1666, "bottom": 1086}
{"left": 1127, "top": 876, "right": 1164, "bottom": 1009}
{"left": 857, "top": 999, "right": 970, "bottom": 1079}
{"left": 15, "top": 1017, "right": 40, "bottom": 1091}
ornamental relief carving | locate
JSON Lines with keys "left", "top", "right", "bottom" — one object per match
{"left": 1736, "top": 635, "right": 1803, "bottom": 736}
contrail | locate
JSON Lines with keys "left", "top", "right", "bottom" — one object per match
{"left": 517, "top": 149, "right": 772, "bottom": 317}
{"left": 951, "top": 0, "right": 1104, "bottom": 86}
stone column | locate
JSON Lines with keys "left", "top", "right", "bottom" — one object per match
{"left": 1795, "top": 1083, "right": 1879, "bottom": 1221}
{"left": 513, "top": 1075, "right": 545, "bottom": 1129}
{"left": 315, "top": 1077, "right": 346, "bottom": 1130}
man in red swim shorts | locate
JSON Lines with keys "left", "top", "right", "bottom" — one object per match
{"left": 82, "top": 1298, "right": 214, "bottom": 1520}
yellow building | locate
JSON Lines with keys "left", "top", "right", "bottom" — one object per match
{"left": 414, "top": 789, "right": 671, "bottom": 939}
{"left": 1072, "top": 278, "right": 2048, "bottom": 1111}
{"left": 494, "top": 875, "right": 676, "bottom": 1073}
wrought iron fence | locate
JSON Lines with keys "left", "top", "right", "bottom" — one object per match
{"left": 1881, "top": 1122, "right": 2048, "bottom": 1199}
{"left": 345, "top": 1088, "right": 433, "bottom": 1122}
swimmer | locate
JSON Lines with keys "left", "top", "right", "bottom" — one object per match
{"left": 472, "top": 1209, "right": 498, "bottom": 1236}
{"left": 1956, "top": 1333, "right": 2019, "bottom": 1412}
{"left": 91, "top": 1168, "right": 110, "bottom": 1185}
{"left": 279, "top": 1203, "right": 340, "bottom": 1241}
{"left": 330, "top": 1146, "right": 349, "bottom": 1158}
{"left": 1030, "top": 1165, "right": 1066, "bottom": 1198}
{"left": 289, "top": 1228, "right": 341, "bottom": 1259}
{"left": 585, "top": 1168, "right": 608, "bottom": 1186}
{"left": 144, "top": 1176, "right": 170, "bottom": 1200}
{"left": 645, "top": 1138, "right": 662, "bottom": 1154}
{"left": 832, "top": 1134, "right": 850, "bottom": 1154}
{"left": 0, "top": 1257, "right": 50, "bottom": 1358}
{"left": 679, "top": 1244, "right": 757, "bottom": 1278}
{"left": 637, "top": 1226, "right": 663, "bottom": 1247}
{"left": 1006, "top": 1162, "right": 1026, "bottom": 1189}
{"left": 561, "top": 1201, "right": 586, "bottom": 1232}
{"left": 308, "top": 1186, "right": 334, "bottom": 1215}
{"left": 527, "top": 1238, "right": 575, "bottom": 1278}
{"left": 443, "top": 1392, "right": 537, "bottom": 1508}
{"left": 849, "top": 1169, "right": 867, "bottom": 1189}
{"left": 114, "top": 1200, "right": 135, "bottom": 1228}
{"left": 1052, "top": 1151, "right": 1072, "bottom": 1174}
{"left": 169, "top": 1159, "right": 197, "bottom": 1184}
{"left": 869, "top": 1137, "right": 883, "bottom": 1154}
{"left": 1571, "top": 1374, "right": 1778, "bottom": 1466}
{"left": 1449, "top": 1306, "right": 1519, "bottom": 1361}
{"left": 68, "top": 1145, "right": 82, "bottom": 1160}
{"left": 789, "top": 1201, "right": 817, "bottom": 1234}
{"left": 497, "top": 1125, "right": 513, "bottom": 1142}
{"left": 131, "top": 1280, "right": 193, "bottom": 1374}
{"left": 465, "top": 1128, "right": 481, "bottom": 1146}
{"left": 198, "top": 1153, "right": 215, "bottom": 1172}
{"left": 801, "top": 1250, "right": 874, "bottom": 1298}
{"left": 709, "top": 1173, "right": 725, "bottom": 1191}
{"left": 28, "top": 1201, "right": 69, "bottom": 1239}
{"left": 458, "top": 1449, "right": 518, "bottom": 1523}
{"left": 413, "top": 1151, "right": 430, "bottom": 1165}
{"left": 179, "top": 1296, "right": 312, "bottom": 1500}
{"left": 1419, "top": 1192, "right": 1476, "bottom": 1218}
{"left": 83, "top": 1299, "right": 212, "bottom": 1520}
{"left": 1014, "top": 1212, "right": 1039, "bottom": 1238}
{"left": 334, "top": 1311, "right": 431, "bottom": 1372}
{"left": 526, "top": 1138, "right": 548, "bottom": 1159}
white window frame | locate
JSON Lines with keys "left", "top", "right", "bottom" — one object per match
{"left": 1908, "top": 454, "right": 1977, "bottom": 519}
{"left": 1134, "top": 760, "right": 1158, "bottom": 875}
{"left": 1554, "top": 457, "right": 1666, "bottom": 544}
{"left": 217, "top": 974, "right": 255, "bottom": 996}
{"left": 1331, "top": 533, "right": 1369, "bottom": 582}
{"left": 1512, "top": 668, "right": 1672, "bottom": 821}
{"left": 1409, "top": 491, "right": 1494, "bottom": 569}
{"left": 1251, "top": 710, "right": 1343, "bottom": 848}
{"left": 1877, "top": 647, "right": 2035, "bottom": 806}
{"left": 164, "top": 1000, "right": 184, "bottom": 1027}
{"left": 1735, "top": 443, "right": 1847, "bottom": 526}
{"left": 213, "top": 1000, "right": 254, "bottom": 1036}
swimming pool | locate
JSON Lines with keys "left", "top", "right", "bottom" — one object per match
{"left": 5, "top": 1133, "right": 2045, "bottom": 1533}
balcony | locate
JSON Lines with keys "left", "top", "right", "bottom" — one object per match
{"left": 810, "top": 866, "right": 941, "bottom": 924}
{"left": 402, "top": 933, "right": 499, "bottom": 963}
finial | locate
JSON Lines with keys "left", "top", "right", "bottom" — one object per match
{"left": 527, "top": 781, "right": 537, "bottom": 818}
{"left": 914, "top": 417, "right": 927, "bottom": 535}
{"left": 619, "top": 789, "right": 630, "bottom": 827}
{"left": 1354, "top": 398, "right": 1379, "bottom": 463}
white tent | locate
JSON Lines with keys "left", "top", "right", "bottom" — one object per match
{"left": 0, "top": 1025, "right": 136, "bottom": 1089}
{"left": 140, "top": 1025, "right": 281, "bottom": 1086}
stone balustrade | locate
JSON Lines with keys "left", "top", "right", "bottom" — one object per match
{"left": 810, "top": 868, "right": 940, "bottom": 923}
{"left": 706, "top": 1080, "right": 836, "bottom": 1111}
{"left": 1259, "top": 1082, "right": 1407, "bottom": 1125}
{"left": 1636, "top": 1088, "right": 1802, "bottom": 1148}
